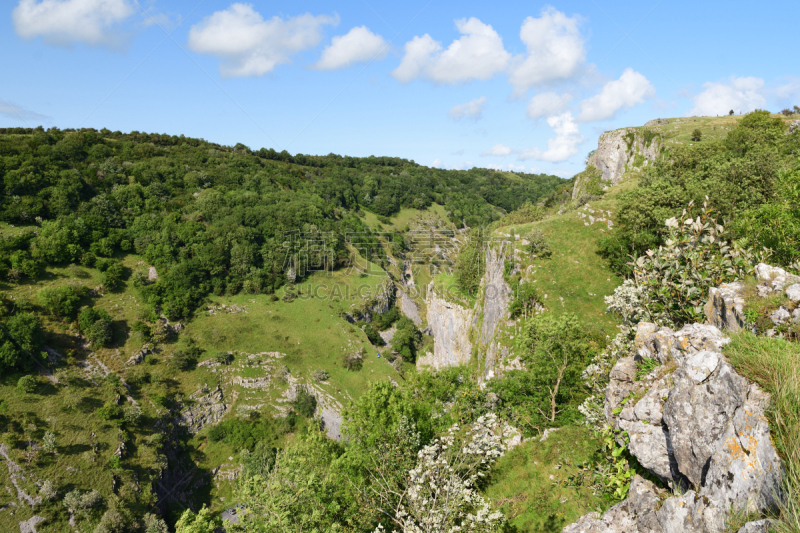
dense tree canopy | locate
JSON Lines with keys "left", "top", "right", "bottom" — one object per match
{"left": 0, "top": 127, "right": 565, "bottom": 319}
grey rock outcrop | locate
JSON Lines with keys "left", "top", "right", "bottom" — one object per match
{"left": 586, "top": 127, "right": 661, "bottom": 186}
{"left": 705, "top": 282, "right": 748, "bottom": 333}
{"left": 789, "top": 120, "right": 800, "bottom": 134}
{"left": 178, "top": 385, "right": 228, "bottom": 434}
{"left": 566, "top": 310, "right": 784, "bottom": 532}
{"left": 418, "top": 281, "right": 474, "bottom": 369}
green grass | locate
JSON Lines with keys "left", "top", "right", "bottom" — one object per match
{"left": 484, "top": 425, "right": 605, "bottom": 533}
{"left": 493, "top": 180, "right": 635, "bottom": 334}
{"left": 644, "top": 113, "right": 798, "bottom": 147}
{"left": 725, "top": 332, "right": 800, "bottom": 532}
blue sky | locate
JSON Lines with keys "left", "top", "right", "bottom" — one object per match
{"left": 1, "top": 0, "right": 798, "bottom": 177}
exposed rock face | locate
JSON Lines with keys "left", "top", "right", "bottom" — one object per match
{"left": 178, "top": 385, "right": 228, "bottom": 434}
{"left": 397, "top": 287, "right": 422, "bottom": 326}
{"left": 418, "top": 281, "right": 474, "bottom": 369}
{"left": 790, "top": 120, "right": 800, "bottom": 134}
{"left": 705, "top": 282, "right": 748, "bottom": 333}
{"left": 348, "top": 279, "right": 395, "bottom": 322}
{"left": 565, "top": 295, "right": 785, "bottom": 533}
{"left": 419, "top": 243, "right": 513, "bottom": 375}
{"left": 586, "top": 127, "right": 661, "bottom": 186}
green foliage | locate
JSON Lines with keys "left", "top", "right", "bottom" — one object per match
{"left": 38, "top": 285, "right": 83, "bottom": 318}
{"left": 691, "top": 128, "right": 702, "bottom": 141}
{"left": 311, "top": 368, "right": 329, "bottom": 382}
{"left": 17, "top": 374, "right": 38, "bottom": 394}
{"left": 0, "top": 312, "right": 45, "bottom": 371}
{"left": 492, "top": 313, "right": 600, "bottom": 433}
{"left": 495, "top": 201, "right": 546, "bottom": 227}
{"left": 79, "top": 306, "right": 114, "bottom": 346}
{"left": 97, "top": 402, "right": 122, "bottom": 420}
{"left": 598, "top": 110, "right": 790, "bottom": 274}
{"left": 175, "top": 506, "right": 221, "bottom": 533}
{"left": 508, "top": 281, "right": 542, "bottom": 319}
{"left": 0, "top": 127, "right": 564, "bottom": 319}
{"left": 292, "top": 385, "right": 318, "bottom": 417}
{"left": 628, "top": 201, "right": 760, "bottom": 327}
{"left": 525, "top": 228, "right": 552, "bottom": 259}
{"left": 635, "top": 357, "right": 662, "bottom": 381}
{"left": 207, "top": 415, "right": 293, "bottom": 451}
{"left": 233, "top": 430, "right": 344, "bottom": 533}
{"left": 454, "top": 229, "right": 486, "bottom": 294}
{"left": 391, "top": 317, "right": 422, "bottom": 363}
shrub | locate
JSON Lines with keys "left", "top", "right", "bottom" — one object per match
{"left": 508, "top": 281, "right": 542, "bottom": 319}
{"left": 392, "top": 317, "right": 421, "bottom": 363}
{"left": 17, "top": 375, "right": 38, "bottom": 394}
{"left": 292, "top": 386, "right": 317, "bottom": 418}
{"left": 38, "top": 285, "right": 82, "bottom": 318}
{"left": 214, "top": 351, "right": 233, "bottom": 365}
{"left": 87, "top": 318, "right": 113, "bottom": 346}
{"left": 42, "top": 431, "right": 56, "bottom": 453}
{"left": 143, "top": 514, "right": 169, "bottom": 533}
{"left": 691, "top": 128, "right": 702, "bottom": 141}
{"left": 97, "top": 402, "right": 122, "bottom": 420}
{"left": 122, "top": 404, "right": 142, "bottom": 425}
{"left": 782, "top": 108, "right": 794, "bottom": 116}
{"left": 311, "top": 369, "right": 329, "bottom": 382}
{"left": 79, "top": 307, "right": 113, "bottom": 346}
{"left": 613, "top": 201, "right": 762, "bottom": 327}
{"left": 94, "top": 509, "right": 125, "bottom": 533}
{"left": 170, "top": 349, "right": 196, "bottom": 371}
{"left": 63, "top": 489, "right": 102, "bottom": 510}
{"left": 525, "top": 228, "right": 552, "bottom": 259}
{"left": 40, "top": 480, "right": 58, "bottom": 501}
{"left": 343, "top": 350, "right": 364, "bottom": 371}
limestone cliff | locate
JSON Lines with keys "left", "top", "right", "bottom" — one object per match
{"left": 417, "top": 281, "right": 474, "bottom": 369}
{"left": 584, "top": 126, "right": 662, "bottom": 187}
{"left": 418, "top": 242, "right": 513, "bottom": 378}
{"left": 562, "top": 270, "right": 790, "bottom": 533}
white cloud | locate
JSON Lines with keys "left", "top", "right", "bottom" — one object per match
{"left": 486, "top": 163, "right": 541, "bottom": 173}
{"left": 12, "top": 0, "right": 135, "bottom": 47}
{"left": 577, "top": 68, "right": 655, "bottom": 122}
{"left": 775, "top": 77, "right": 800, "bottom": 103}
{"left": 0, "top": 102, "right": 50, "bottom": 123}
{"left": 187, "top": 4, "right": 338, "bottom": 78}
{"left": 519, "top": 112, "right": 583, "bottom": 162}
{"left": 527, "top": 92, "right": 573, "bottom": 119}
{"left": 448, "top": 97, "right": 487, "bottom": 120}
{"left": 392, "top": 17, "right": 510, "bottom": 84}
{"left": 508, "top": 7, "right": 586, "bottom": 95}
{"left": 481, "top": 144, "right": 512, "bottom": 157}
{"left": 687, "top": 76, "right": 766, "bottom": 116}
{"left": 431, "top": 158, "right": 443, "bottom": 168}
{"left": 315, "top": 26, "right": 387, "bottom": 70}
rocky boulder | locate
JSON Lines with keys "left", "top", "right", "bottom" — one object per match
{"left": 569, "top": 317, "right": 784, "bottom": 532}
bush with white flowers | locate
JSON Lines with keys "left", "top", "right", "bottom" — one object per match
{"left": 376, "top": 414, "right": 507, "bottom": 533}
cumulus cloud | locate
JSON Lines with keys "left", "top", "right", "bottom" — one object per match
{"left": 481, "top": 144, "right": 512, "bottom": 156}
{"left": 527, "top": 92, "right": 573, "bottom": 119}
{"left": 577, "top": 68, "right": 655, "bottom": 122}
{"left": 774, "top": 77, "right": 800, "bottom": 103}
{"left": 0, "top": 102, "right": 51, "bottom": 123}
{"left": 187, "top": 4, "right": 338, "bottom": 78}
{"left": 315, "top": 26, "right": 387, "bottom": 70}
{"left": 508, "top": 7, "right": 586, "bottom": 95}
{"left": 486, "top": 162, "right": 540, "bottom": 173}
{"left": 687, "top": 76, "right": 766, "bottom": 116}
{"left": 448, "top": 97, "right": 487, "bottom": 120}
{"left": 519, "top": 112, "right": 583, "bottom": 162}
{"left": 12, "top": 0, "right": 135, "bottom": 47}
{"left": 431, "top": 158, "right": 443, "bottom": 168}
{"left": 392, "top": 17, "right": 510, "bottom": 84}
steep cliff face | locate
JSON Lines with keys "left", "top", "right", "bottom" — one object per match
{"left": 562, "top": 271, "right": 789, "bottom": 533}
{"left": 418, "top": 243, "right": 513, "bottom": 375}
{"left": 417, "top": 281, "right": 474, "bottom": 369}
{"left": 585, "top": 127, "right": 661, "bottom": 186}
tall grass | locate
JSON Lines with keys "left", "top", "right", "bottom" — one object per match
{"left": 725, "top": 332, "right": 800, "bottom": 532}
